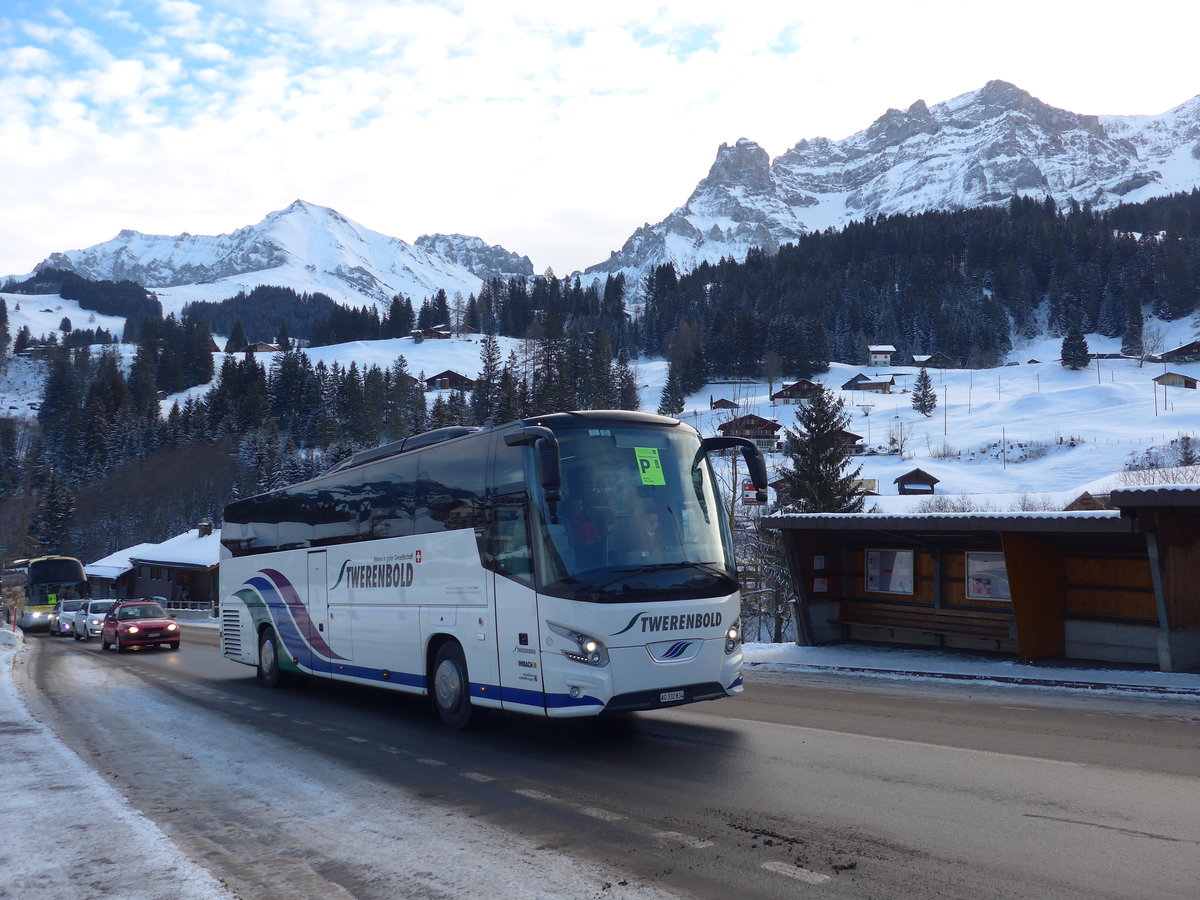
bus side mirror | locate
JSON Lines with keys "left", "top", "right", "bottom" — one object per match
{"left": 505, "top": 426, "right": 562, "bottom": 502}
{"left": 701, "top": 436, "right": 768, "bottom": 503}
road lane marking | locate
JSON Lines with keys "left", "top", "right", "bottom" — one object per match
{"left": 462, "top": 772, "right": 496, "bottom": 782}
{"left": 514, "top": 788, "right": 554, "bottom": 800}
{"left": 762, "top": 860, "right": 831, "bottom": 884}
{"left": 417, "top": 757, "right": 446, "bottom": 766}
{"left": 653, "top": 830, "right": 713, "bottom": 849}
{"left": 580, "top": 807, "right": 624, "bottom": 821}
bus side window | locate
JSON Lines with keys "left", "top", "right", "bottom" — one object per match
{"left": 484, "top": 494, "right": 533, "bottom": 586}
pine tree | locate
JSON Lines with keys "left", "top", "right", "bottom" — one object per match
{"left": 1060, "top": 321, "right": 1091, "bottom": 369}
{"left": 29, "top": 466, "right": 77, "bottom": 554}
{"left": 657, "top": 361, "right": 685, "bottom": 416}
{"left": 775, "top": 386, "right": 864, "bottom": 513}
{"left": 911, "top": 367, "right": 937, "bottom": 416}
{"left": 615, "top": 350, "right": 640, "bottom": 411}
{"left": 471, "top": 333, "right": 503, "bottom": 424}
{"left": 224, "top": 320, "right": 248, "bottom": 354}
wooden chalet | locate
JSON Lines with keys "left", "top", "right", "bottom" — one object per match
{"left": 770, "top": 379, "right": 821, "bottom": 405}
{"left": 766, "top": 486, "right": 1200, "bottom": 673}
{"left": 709, "top": 396, "right": 740, "bottom": 411}
{"left": 1159, "top": 341, "right": 1200, "bottom": 363}
{"left": 425, "top": 370, "right": 477, "bottom": 391}
{"left": 841, "top": 373, "right": 894, "bottom": 394}
{"left": 911, "top": 352, "right": 957, "bottom": 369}
{"left": 894, "top": 468, "right": 939, "bottom": 495}
{"left": 717, "top": 414, "right": 782, "bottom": 454}
{"left": 1153, "top": 372, "right": 1199, "bottom": 390}
{"left": 239, "top": 342, "right": 280, "bottom": 354}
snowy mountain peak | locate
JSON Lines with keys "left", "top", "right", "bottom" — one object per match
{"left": 583, "top": 81, "right": 1200, "bottom": 293}
{"left": 33, "top": 201, "right": 529, "bottom": 315}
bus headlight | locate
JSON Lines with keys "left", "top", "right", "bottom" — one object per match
{"left": 547, "top": 622, "right": 609, "bottom": 667}
{"left": 725, "top": 620, "right": 742, "bottom": 654}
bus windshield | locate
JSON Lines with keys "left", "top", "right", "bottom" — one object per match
{"left": 531, "top": 422, "right": 737, "bottom": 602}
{"left": 28, "top": 557, "right": 87, "bottom": 587}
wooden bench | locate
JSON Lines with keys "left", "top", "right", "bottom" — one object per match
{"left": 830, "top": 603, "right": 1013, "bottom": 644}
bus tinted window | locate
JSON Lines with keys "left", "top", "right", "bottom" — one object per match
{"left": 415, "top": 438, "right": 487, "bottom": 533}
{"left": 360, "top": 453, "right": 418, "bottom": 539}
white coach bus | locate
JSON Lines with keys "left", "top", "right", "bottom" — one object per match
{"left": 219, "top": 410, "right": 767, "bottom": 727}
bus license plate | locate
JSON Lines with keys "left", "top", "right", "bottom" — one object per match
{"left": 660, "top": 690, "right": 685, "bottom": 703}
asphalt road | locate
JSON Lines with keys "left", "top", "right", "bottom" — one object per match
{"left": 21, "top": 626, "right": 1200, "bottom": 899}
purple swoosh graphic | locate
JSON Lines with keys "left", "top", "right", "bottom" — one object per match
{"left": 260, "top": 567, "right": 347, "bottom": 661}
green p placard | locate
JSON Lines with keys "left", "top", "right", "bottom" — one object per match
{"left": 634, "top": 447, "right": 666, "bottom": 485}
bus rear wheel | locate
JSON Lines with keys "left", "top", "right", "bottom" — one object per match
{"left": 258, "top": 627, "right": 281, "bottom": 687}
{"left": 432, "top": 642, "right": 472, "bottom": 729}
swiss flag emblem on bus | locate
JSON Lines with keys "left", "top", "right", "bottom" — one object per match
{"left": 415, "top": 550, "right": 422, "bottom": 563}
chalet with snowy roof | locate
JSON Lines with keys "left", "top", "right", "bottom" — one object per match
{"left": 239, "top": 341, "right": 280, "bottom": 354}
{"left": 1153, "top": 372, "right": 1198, "bottom": 390}
{"left": 1159, "top": 341, "right": 1200, "bottom": 363}
{"left": 88, "top": 522, "right": 221, "bottom": 613}
{"left": 717, "top": 414, "right": 782, "bottom": 454}
{"left": 867, "top": 344, "right": 896, "bottom": 366}
{"left": 766, "top": 484, "right": 1200, "bottom": 674}
{"left": 425, "top": 370, "right": 477, "bottom": 391}
{"left": 85, "top": 542, "right": 160, "bottom": 598}
{"left": 127, "top": 521, "right": 221, "bottom": 612}
{"left": 840, "top": 373, "right": 894, "bottom": 394}
{"left": 911, "top": 352, "right": 957, "bottom": 369}
{"left": 894, "top": 468, "right": 939, "bottom": 495}
{"left": 709, "top": 396, "right": 740, "bottom": 411}
{"left": 770, "top": 379, "right": 821, "bottom": 405}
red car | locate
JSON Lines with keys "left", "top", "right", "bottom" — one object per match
{"left": 100, "top": 600, "right": 181, "bottom": 652}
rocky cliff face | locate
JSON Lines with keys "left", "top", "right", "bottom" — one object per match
{"left": 413, "top": 233, "right": 534, "bottom": 282}
{"left": 584, "top": 81, "right": 1200, "bottom": 292}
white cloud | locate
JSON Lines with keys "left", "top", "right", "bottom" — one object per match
{"left": 188, "top": 41, "right": 233, "bottom": 62}
{"left": 0, "top": 0, "right": 1195, "bottom": 276}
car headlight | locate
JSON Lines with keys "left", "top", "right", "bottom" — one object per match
{"left": 127, "top": 625, "right": 139, "bottom": 634}
{"left": 725, "top": 620, "right": 742, "bottom": 654}
{"left": 166, "top": 623, "right": 178, "bottom": 631}
{"left": 547, "top": 621, "right": 609, "bottom": 667}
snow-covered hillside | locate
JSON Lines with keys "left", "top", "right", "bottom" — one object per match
{"left": 4, "top": 291, "right": 1199, "bottom": 509}
{"left": 583, "top": 81, "right": 1200, "bottom": 292}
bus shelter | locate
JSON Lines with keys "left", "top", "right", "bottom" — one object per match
{"left": 766, "top": 494, "right": 1200, "bottom": 673}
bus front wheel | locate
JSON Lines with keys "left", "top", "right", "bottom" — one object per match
{"left": 258, "top": 628, "right": 281, "bottom": 688}
{"left": 432, "top": 642, "right": 472, "bottom": 729}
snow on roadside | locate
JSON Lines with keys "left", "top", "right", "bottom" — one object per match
{"left": 0, "top": 629, "right": 235, "bottom": 900}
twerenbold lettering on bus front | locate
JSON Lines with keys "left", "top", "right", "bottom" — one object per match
{"left": 639, "top": 612, "right": 722, "bottom": 632}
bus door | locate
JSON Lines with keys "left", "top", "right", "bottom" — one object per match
{"left": 304, "top": 550, "right": 328, "bottom": 676}
{"left": 487, "top": 494, "right": 547, "bottom": 714}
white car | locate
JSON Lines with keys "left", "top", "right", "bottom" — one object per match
{"left": 72, "top": 600, "right": 116, "bottom": 641}
{"left": 48, "top": 600, "right": 85, "bottom": 637}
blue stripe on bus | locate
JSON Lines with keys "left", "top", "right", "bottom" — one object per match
{"left": 268, "top": 657, "right": 602, "bottom": 711}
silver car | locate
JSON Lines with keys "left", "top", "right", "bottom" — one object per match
{"left": 72, "top": 600, "right": 115, "bottom": 641}
{"left": 48, "top": 599, "right": 85, "bottom": 637}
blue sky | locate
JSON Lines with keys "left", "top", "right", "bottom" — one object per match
{"left": 1, "top": 1, "right": 1196, "bottom": 277}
